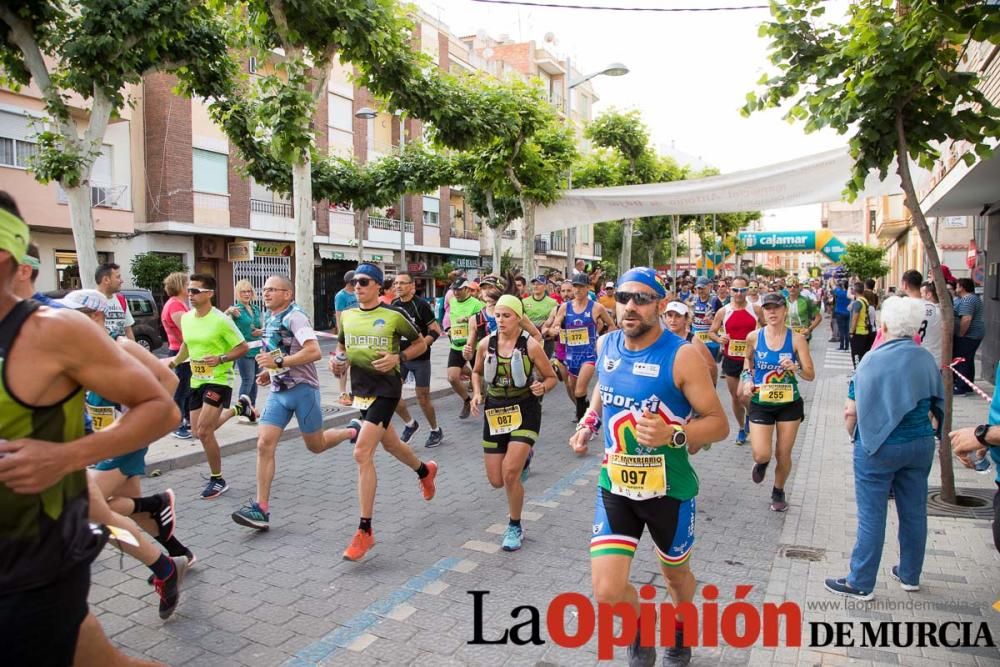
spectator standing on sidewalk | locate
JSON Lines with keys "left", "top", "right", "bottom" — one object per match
{"left": 952, "top": 278, "right": 985, "bottom": 395}
{"left": 832, "top": 280, "right": 850, "bottom": 349}
{"left": 162, "top": 272, "right": 192, "bottom": 439}
{"left": 226, "top": 280, "right": 264, "bottom": 418}
{"left": 827, "top": 297, "right": 944, "bottom": 600}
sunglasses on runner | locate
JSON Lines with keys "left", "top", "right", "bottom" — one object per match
{"left": 615, "top": 290, "right": 659, "bottom": 306}
{"left": 731, "top": 287, "right": 748, "bottom": 293}
{"left": 350, "top": 278, "right": 374, "bottom": 287}
{"left": 187, "top": 287, "right": 214, "bottom": 295}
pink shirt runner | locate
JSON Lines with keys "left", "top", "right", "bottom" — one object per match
{"left": 161, "top": 296, "right": 189, "bottom": 351}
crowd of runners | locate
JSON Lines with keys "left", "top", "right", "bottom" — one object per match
{"left": 1, "top": 189, "right": 995, "bottom": 667}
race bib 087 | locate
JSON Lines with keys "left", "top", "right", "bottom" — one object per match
{"left": 485, "top": 404, "right": 522, "bottom": 435}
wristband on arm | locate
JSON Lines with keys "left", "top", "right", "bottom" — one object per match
{"left": 577, "top": 408, "right": 602, "bottom": 434}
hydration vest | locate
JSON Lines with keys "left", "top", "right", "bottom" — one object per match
{"left": 484, "top": 330, "right": 531, "bottom": 389}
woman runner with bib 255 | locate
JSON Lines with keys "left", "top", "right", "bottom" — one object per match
{"left": 741, "top": 292, "right": 815, "bottom": 512}
{"left": 470, "top": 295, "right": 557, "bottom": 552}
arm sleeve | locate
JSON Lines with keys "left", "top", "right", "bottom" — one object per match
{"left": 287, "top": 311, "right": 318, "bottom": 345}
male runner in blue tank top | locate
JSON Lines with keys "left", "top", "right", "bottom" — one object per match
{"left": 553, "top": 272, "right": 616, "bottom": 422}
{"left": 689, "top": 276, "right": 723, "bottom": 361}
{"left": 570, "top": 267, "right": 729, "bottom": 667}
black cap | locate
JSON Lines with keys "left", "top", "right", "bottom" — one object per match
{"left": 451, "top": 278, "right": 471, "bottom": 290}
{"left": 571, "top": 273, "right": 590, "bottom": 287}
{"left": 761, "top": 292, "right": 786, "bottom": 307}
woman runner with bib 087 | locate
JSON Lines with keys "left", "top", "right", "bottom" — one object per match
{"left": 740, "top": 292, "right": 815, "bottom": 512}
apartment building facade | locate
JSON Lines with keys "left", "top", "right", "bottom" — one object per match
{"left": 0, "top": 14, "right": 605, "bottom": 328}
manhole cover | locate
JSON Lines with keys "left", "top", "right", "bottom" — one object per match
{"left": 779, "top": 545, "right": 825, "bottom": 561}
{"left": 927, "top": 487, "right": 994, "bottom": 520}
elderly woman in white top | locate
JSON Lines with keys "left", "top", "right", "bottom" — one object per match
{"left": 826, "top": 297, "right": 943, "bottom": 600}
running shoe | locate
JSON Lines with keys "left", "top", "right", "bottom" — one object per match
{"left": 751, "top": 461, "right": 769, "bottom": 484}
{"left": 173, "top": 424, "right": 192, "bottom": 440}
{"left": 627, "top": 630, "right": 656, "bottom": 667}
{"left": 342, "top": 529, "right": 375, "bottom": 561}
{"left": 338, "top": 392, "right": 353, "bottom": 407}
{"left": 236, "top": 394, "right": 257, "bottom": 423}
{"left": 501, "top": 524, "right": 524, "bottom": 552}
{"left": 153, "top": 556, "right": 188, "bottom": 620}
{"left": 200, "top": 477, "right": 229, "bottom": 500}
{"left": 151, "top": 489, "right": 176, "bottom": 542}
{"left": 348, "top": 418, "right": 363, "bottom": 444}
{"left": 823, "top": 577, "right": 873, "bottom": 601}
{"left": 661, "top": 629, "right": 692, "bottom": 667}
{"left": 459, "top": 399, "right": 471, "bottom": 419}
{"left": 769, "top": 489, "right": 788, "bottom": 512}
{"left": 400, "top": 420, "right": 420, "bottom": 444}
{"left": 231, "top": 501, "right": 270, "bottom": 530}
{"left": 424, "top": 428, "right": 444, "bottom": 448}
{"left": 520, "top": 449, "right": 533, "bottom": 482}
{"left": 889, "top": 565, "right": 920, "bottom": 592}
{"left": 419, "top": 461, "right": 438, "bottom": 501}
{"left": 735, "top": 428, "right": 747, "bottom": 446}
{"left": 147, "top": 549, "right": 196, "bottom": 586}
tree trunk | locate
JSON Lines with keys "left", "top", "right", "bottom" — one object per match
{"left": 621, "top": 218, "right": 633, "bottom": 272}
{"left": 520, "top": 197, "right": 535, "bottom": 279}
{"left": 292, "top": 154, "right": 314, "bottom": 319}
{"left": 895, "top": 112, "right": 956, "bottom": 504}
{"left": 648, "top": 244, "right": 655, "bottom": 268}
{"left": 492, "top": 227, "right": 503, "bottom": 275}
{"left": 64, "top": 182, "right": 99, "bottom": 289}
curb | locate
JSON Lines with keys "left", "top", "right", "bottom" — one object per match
{"left": 146, "top": 387, "right": 456, "bottom": 476}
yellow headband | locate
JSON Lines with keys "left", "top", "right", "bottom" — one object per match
{"left": 0, "top": 208, "right": 28, "bottom": 264}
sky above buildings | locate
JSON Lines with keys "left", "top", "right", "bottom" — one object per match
{"left": 417, "top": 0, "right": 857, "bottom": 230}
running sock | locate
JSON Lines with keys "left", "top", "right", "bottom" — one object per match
{"left": 158, "top": 535, "right": 190, "bottom": 558}
{"left": 575, "top": 396, "right": 588, "bottom": 421}
{"left": 772, "top": 486, "right": 784, "bottom": 496}
{"left": 131, "top": 494, "right": 163, "bottom": 515}
{"left": 258, "top": 501, "right": 269, "bottom": 513}
{"left": 211, "top": 472, "right": 223, "bottom": 479}
{"left": 406, "top": 419, "right": 417, "bottom": 428}
{"left": 149, "top": 554, "right": 175, "bottom": 580}
{"left": 359, "top": 517, "right": 372, "bottom": 534}
{"left": 415, "top": 462, "right": 429, "bottom": 479}
{"left": 509, "top": 518, "right": 521, "bottom": 528}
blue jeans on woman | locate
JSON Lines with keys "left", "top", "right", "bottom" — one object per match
{"left": 236, "top": 355, "right": 259, "bottom": 406}
{"left": 172, "top": 351, "right": 191, "bottom": 425}
{"left": 847, "top": 436, "right": 935, "bottom": 592}
{"left": 834, "top": 312, "right": 850, "bottom": 350}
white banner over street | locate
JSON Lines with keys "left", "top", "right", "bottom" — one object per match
{"left": 535, "top": 148, "right": 917, "bottom": 234}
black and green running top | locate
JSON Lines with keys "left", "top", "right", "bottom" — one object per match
{"left": 339, "top": 303, "right": 421, "bottom": 399}
{"left": 0, "top": 300, "right": 103, "bottom": 594}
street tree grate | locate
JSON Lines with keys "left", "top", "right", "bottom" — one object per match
{"left": 779, "top": 545, "right": 826, "bottom": 561}
{"left": 926, "top": 486, "right": 994, "bottom": 520}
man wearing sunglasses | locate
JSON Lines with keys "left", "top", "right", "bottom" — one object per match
{"left": 569, "top": 267, "right": 728, "bottom": 667}
{"left": 786, "top": 278, "right": 821, "bottom": 343}
{"left": 330, "top": 263, "right": 438, "bottom": 562}
{"left": 391, "top": 272, "right": 445, "bottom": 449}
{"left": 708, "top": 276, "right": 764, "bottom": 446}
{"left": 171, "top": 274, "right": 252, "bottom": 499}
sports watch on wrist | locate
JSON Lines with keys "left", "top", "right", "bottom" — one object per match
{"left": 274, "top": 355, "right": 285, "bottom": 368}
{"left": 975, "top": 424, "right": 992, "bottom": 447}
{"left": 671, "top": 425, "right": 687, "bottom": 447}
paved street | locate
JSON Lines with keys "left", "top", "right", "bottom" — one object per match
{"left": 92, "top": 330, "right": 1000, "bottom": 666}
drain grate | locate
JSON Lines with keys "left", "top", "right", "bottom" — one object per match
{"left": 926, "top": 487, "right": 994, "bottom": 520}
{"left": 779, "top": 544, "right": 826, "bottom": 562}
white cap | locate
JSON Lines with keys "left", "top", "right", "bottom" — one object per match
{"left": 56, "top": 289, "right": 109, "bottom": 313}
{"left": 665, "top": 301, "right": 689, "bottom": 316}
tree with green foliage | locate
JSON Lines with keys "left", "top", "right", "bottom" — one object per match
{"left": 131, "top": 253, "right": 187, "bottom": 295}
{"left": 743, "top": 0, "right": 1000, "bottom": 503}
{"left": 0, "top": 0, "right": 234, "bottom": 288}
{"left": 840, "top": 242, "right": 890, "bottom": 283}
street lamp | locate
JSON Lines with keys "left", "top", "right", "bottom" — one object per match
{"left": 354, "top": 107, "right": 407, "bottom": 271}
{"left": 563, "top": 60, "right": 628, "bottom": 276}
{"left": 354, "top": 107, "right": 379, "bottom": 262}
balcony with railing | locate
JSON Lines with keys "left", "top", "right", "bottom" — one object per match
{"left": 449, "top": 227, "right": 480, "bottom": 252}
{"left": 501, "top": 229, "right": 517, "bottom": 240}
{"left": 367, "top": 215, "right": 415, "bottom": 247}
{"left": 534, "top": 235, "right": 548, "bottom": 254}
{"left": 251, "top": 198, "right": 292, "bottom": 218}
{"left": 549, "top": 234, "right": 567, "bottom": 253}
{"left": 57, "top": 181, "right": 130, "bottom": 210}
